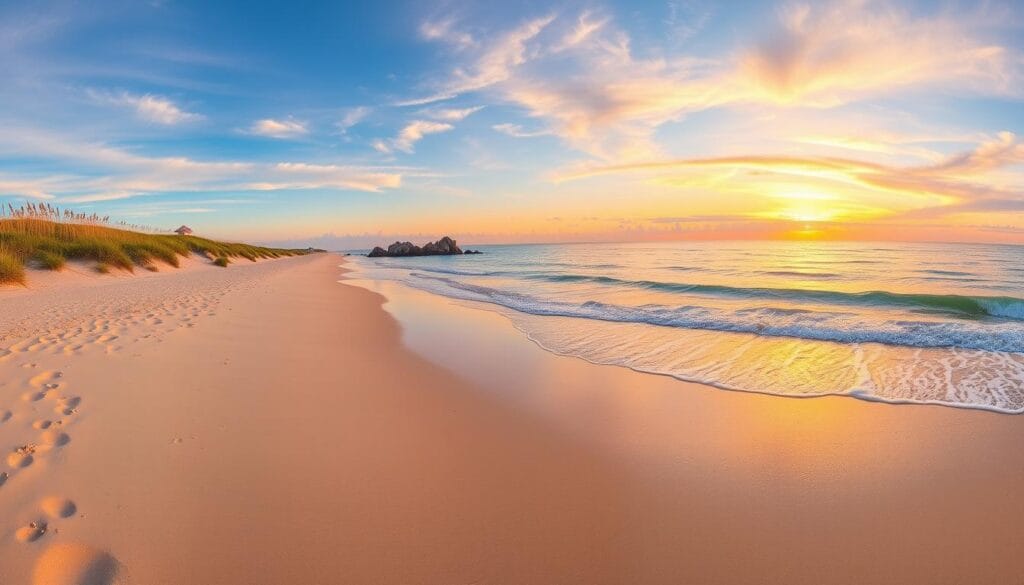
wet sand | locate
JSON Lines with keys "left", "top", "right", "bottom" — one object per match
{"left": 1, "top": 252, "right": 1023, "bottom": 584}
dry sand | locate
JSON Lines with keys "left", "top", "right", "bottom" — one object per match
{"left": 1, "top": 252, "right": 1023, "bottom": 584}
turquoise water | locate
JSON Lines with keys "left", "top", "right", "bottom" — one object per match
{"left": 351, "top": 241, "right": 1024, "bottom": 413}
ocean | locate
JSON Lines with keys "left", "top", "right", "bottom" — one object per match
{"left": 350, "top": 241, "right": 1024, "bottom": 413}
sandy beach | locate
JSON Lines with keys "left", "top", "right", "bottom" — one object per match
{"left": 2, "top": 252, "right": 1023, "bottom": 584}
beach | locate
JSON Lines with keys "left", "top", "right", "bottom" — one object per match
{"left": 2, "top": 252, "right": 1024, "bottom": 584}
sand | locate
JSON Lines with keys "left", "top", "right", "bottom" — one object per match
{"left": 1, "top": 252, "right": 1023, "bottom": 584}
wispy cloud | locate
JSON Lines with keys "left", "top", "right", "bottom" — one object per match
{"left": 421, "top": 106, "right": 483, "bottom": 122}
{"left": 337, "top": 107, "right": 370, "bottom": 134}
{"left": 400, "top": 14, "right": 556, "bottom": 106}
{"left": 0, "top": 127, "right": 407, "bottom": 202}
{"left": 737, "top": 2, "right": 1020, "bottom": 105}
{"left": 492, "top": 123, "right": 551, "bottom": 138}
{"left": 90, "top": 90, "right": 203, "bottom": 125}
{"left": 555, "top": 132, "right": 1024, "bottom": 220}
{"left": 410, "top": 2, "right": 1022, "bottom": 160}
{"left": 248, "top": 118, "right": 309, "bottom": 139}
{"left": 552, "top": 10, "right": 609, "bottom": 52}
{"left": 372, "top": 120, "right": 453, "bottom": 154}
{"left": 0, "top": 179, "right": 56, "bottom": 200}
{"left": 420, "top": 17, "right": 476, "bottom": 49}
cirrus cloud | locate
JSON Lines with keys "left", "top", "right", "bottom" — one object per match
{"left": 89, "top": 90, "right": 203, "bottom": 125}
{"left": 248, "top": 118, "right": 309, "bottom": 139}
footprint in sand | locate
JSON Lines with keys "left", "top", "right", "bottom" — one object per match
{"left": 32, "top": 542, "right": 119, "bottom": 585}
{"left": 58, "top": 396, "right": 82, "bottom": 409}
{"left": 40, "top": 429, "right": 71, "bottom": 447}
{"left": 33, "top": 419, "right": 53, "bottom": 430}
{"left": 29, "top": 371, "right": 63, "bottom": 389}
{"left": 1, "top": 410, "right": 11, "bottom": 423}
{"left": 8, "top": 444, "right": 37, "bottom": 468}
{"left": 41, "top": 497, "right": 77, "bottom": 519}
{"left": 16, "top": 520, "right": 47, "bottom": 543}
{"left": 23, "top": 391, "right": 47, "bottom": 402}
{"left": 0, "top": 471, "right": 8, "bottom": 487}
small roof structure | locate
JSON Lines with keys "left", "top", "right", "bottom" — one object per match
{"left": 174, "top": 225, "right": 194, "bottom": 235}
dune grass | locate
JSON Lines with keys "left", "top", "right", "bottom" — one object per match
{"left": 0, "top": 248, "right": 25, "bottom": 284}
{"left": 0, "top": 217, "right": 313, "bottom": 284}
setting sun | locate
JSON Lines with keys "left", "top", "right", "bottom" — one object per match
{"left": 1, "top": 2, "right": 1022, "bottom": 584}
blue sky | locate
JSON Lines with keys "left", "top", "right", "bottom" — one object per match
{"left": 1, "top": 0, "right": 1022, "bottom": 246}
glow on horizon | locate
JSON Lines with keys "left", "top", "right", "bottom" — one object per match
{"left": 0, "top": 0, "right": 1021, "bottom": 247}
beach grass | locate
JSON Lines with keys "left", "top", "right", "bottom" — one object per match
{"left": 0, "top": 247, "right": 25, "bottom": 284}
{"left": 0, "top": 215, "right": 313, "bottom": 281}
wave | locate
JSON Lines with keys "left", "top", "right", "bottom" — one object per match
{"left": 518, "top": 273, "right": 1024, "bottom": 320}
{"left": 919, "top": 269, "right": 973, "bottom": 277}
{"left": 406, "top": 273, "right": 1024, "bottom": 353}
{"left": 759, "top": 270, "right": 841, "bottom": 279}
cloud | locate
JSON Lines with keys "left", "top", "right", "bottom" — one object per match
{"left": 0, "top": 127, "right": 408, "bottom": 202}
{"left": 372, "top": 120, "right": 454, "bottom": 154}
{"left": 337, "top": 107, "right": 370, "bottom": 133}
{"left": 420, "top": 18, "right": 475, "bottom": 49}
{"left": 248, "top": 118, "right": 309, "bottom": 139}
{"left": 0, "top": 179, "right": 55, "bottom": 200}
{"left": 737, "top": 1, "right": 1020, "bottom": 105}
{"left": 552, "top": 11, "right": 608, "bottom": 52}
{"left": 91, "top": 91, "right": 203, "bottom": 125}
{"left": 265, "top": 163, "right": 403, "bottom": 192}
{"left": 400, "top": 14, "right": 556, "bottom": 106}
{"left": 554, "top": 133, "right": 1024, "bottom": 220}
{"left": 422, "top": 106, "right": 483, "bottom": 122}
{"left": 927, "top": 131, "right": 1024, "bottom": 174}
{"left": 492, "top": 123, "right": 551, "bottom": 138}
{"left": 408, "top": 2, "right": 1022, "bottom": 160}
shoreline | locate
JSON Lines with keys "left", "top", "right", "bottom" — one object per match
{"left": 1, "top": 253, "right": 1023, "bottom": 584}
{"left": 346, "top": 263, "right": 1024, "bottom": 416}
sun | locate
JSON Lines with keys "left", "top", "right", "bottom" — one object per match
{"left": 767, "top": 190, "right": 843, "bottom": 224}
{"left": 779, "top": 206, "right": 837, "bottom": 223}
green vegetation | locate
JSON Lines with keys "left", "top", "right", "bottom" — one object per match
{"left": 0, "top": 204, "right": 315, "bottom": 284}
{"left": 0, "top": 248, "right": 25, "bottom": 284}
{"left": 35, "top": 250, "right": 67, "bottom": 271}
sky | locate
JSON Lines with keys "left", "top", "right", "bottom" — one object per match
{"left": 0, "top": 0, "right": 1022, "bottom": 247}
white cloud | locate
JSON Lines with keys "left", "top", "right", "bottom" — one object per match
{"left": 422, "top": 106, "right": 483, "bottom": 122}
{"left": 90, "top": 91, "right": 203, "bottom": 125}
{"left": 420, "top": 18, "right": 475, "bottom": 49}
{"left": 248, "top": 118, "right": 309, "bottom": 139}
{"left": 337, "top": 107, "right": 370, "bottom": 133}
{"left": 0, "top": 179, "right": 55, "bottom": 200}
{"left": 0, "top": 127, "right": 408, "bottom": 202}
{"left": 373, "top": 120, "right": 454, "bottom": 154}
{"left": 266, "top": 162, "right": 403, "bottom": 192}
{"left": 399, "top": 15, "right": 556, "bottom": 106}
{"left": 492, "top": 123, "right": 552, "bottom": 138}
{"left": 408, "top": 3, "right": 1023, "bottom": 161}
{"left": 552, "top": 11, "right": 608, "bottom": 52}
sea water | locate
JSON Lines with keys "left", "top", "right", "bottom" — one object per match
{"left": 350, "top": 241, "right": 1024, "bottom": 413}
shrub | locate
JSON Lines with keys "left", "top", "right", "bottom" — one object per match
{"left": 0, "top": 249, "right": 25, "bottom": 284}
{"left": 213, "top": 256, "right": 230, "bottom": 267}
{"left": 35, "top": 250, "right": 66, "bottom": 271}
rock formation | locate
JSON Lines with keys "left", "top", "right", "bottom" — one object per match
{"left": 367, "top": 236, "right": 479, "bottom": 257}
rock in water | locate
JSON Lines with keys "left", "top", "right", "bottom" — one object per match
{"left": 366, "top": 236, "right": 470, "bottom": 257}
